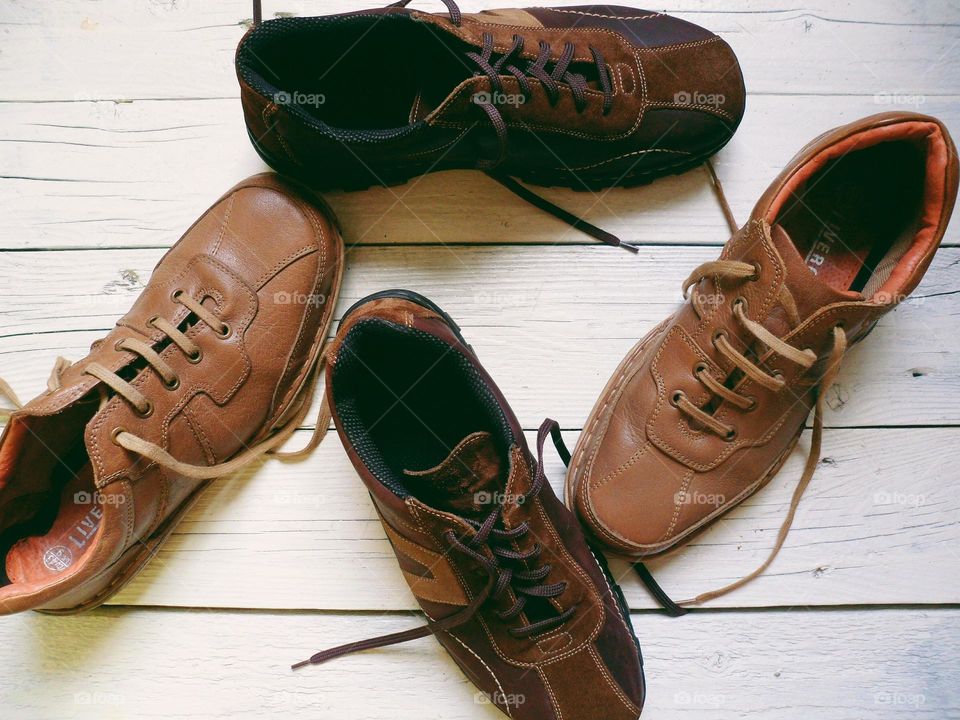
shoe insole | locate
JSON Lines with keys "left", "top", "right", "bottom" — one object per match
{"left": 778, "top": 141, "right": 925, "bottom": 294}
{"left": 4, "top": 463, "right": 102, "bottom": 586}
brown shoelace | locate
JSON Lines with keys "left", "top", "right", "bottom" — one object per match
{"left": 292, "top": 418, "right": 576, "bottom": 670}
{"left": 633, "top": 259, "right": 848, "bottom": 615}
{"left": 464, "top": 28, "right": 637, "bottom": 252}
{"left": 251, "top": 0, "right": 643, "bottom": 252}
{"left": 469, "top": 31, "right": 613, "bottom": 168}
{"left": 0, "top": 289, "right": 331, "bottom": 479}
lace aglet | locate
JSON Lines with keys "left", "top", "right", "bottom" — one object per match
{"left": 291, "top": 658, "right": 311, "bottom": 671}
{"left": 619, "top": 240, "right": 640, "bottom": 254}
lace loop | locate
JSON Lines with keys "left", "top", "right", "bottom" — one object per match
{"left": 292, "top": 418, "right": 576, "bottom": 669}
{"left": 636, "top": 324, "right": 850, "bottom": 611}
{"left": 388, "top": 0, "right": 462, "bottom": 26}
{"left": 468, "top": 31, "right": 613, "bottom": 169}
{"left": 3, "top": 292, "right": 333, "bottom": 482}
{"left": 675, "top": 259, "right": 822, "bottom": 438}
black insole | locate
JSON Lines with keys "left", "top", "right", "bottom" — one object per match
{"left": 777, "top": 140, "right": 926, "bottom": 293}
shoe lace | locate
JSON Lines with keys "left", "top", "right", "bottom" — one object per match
{"left": 469, "top": 31, "right": 613, "bottom": 169}
{"left": 632, "top": 258, "right": 848, "bottom": 615}
{"left": 249, "top": 0, "right": 640, "bottom": 253}
{"left": 292, "top": 418, "right": 576, "bottom": 670}
{"left": 0, "top": 289, "right": 331, "bottom": 479}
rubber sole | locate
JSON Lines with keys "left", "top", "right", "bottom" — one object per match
{"left": 248, "top": 128, "right": 726, "bottom": 194}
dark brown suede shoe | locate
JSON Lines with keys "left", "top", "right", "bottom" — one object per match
{"left": 237, "top": 1, "right": 744, "bottom": 249}
{"left": 0, "top": 173, "right": 343, "bottom": 614}
{"left": 297, "top": 290, "right": 644, "bottom": 720}
{"left": 567, "top": 112, "right": 958, "bottom": 612}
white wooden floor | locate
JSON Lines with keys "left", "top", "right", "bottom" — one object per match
{"left": 1, "top": 1, "right": 958, "bottom": 718}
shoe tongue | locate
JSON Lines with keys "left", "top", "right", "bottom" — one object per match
{"left": 415, "top": 75, "right": 490, "bottom": 124}
{"left": 768, "top": 223, "right": 862, "bottom": 327}
{"left": 403, "top": 431, "right": 504, "bottom": 518}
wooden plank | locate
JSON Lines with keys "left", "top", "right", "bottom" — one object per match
{"left": 58, "top": 425, "right": 952, "bottom": 610}
{"left": 0, "top": 606, "right": 956, "bottom": 718}
{"left": 1, "top": 245, "right": 958, "bottom": 429}
{"left": 0, "top": 1, "right": 957, "bottom": 102}
{"left": 1, "top": 94, "right": 957, "bottom": 250}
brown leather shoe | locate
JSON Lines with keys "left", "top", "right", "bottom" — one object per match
{"left": 0, "top": 173, "right": 343, "bottom": 614}
{"left": 236, "top": 1, "right": 744, "bottom": 250}
{"left": 567, "top": 112, "right": 958, "bottom": 609}
{"left": 299, "top": 290, "right": 644, "bottom": 720}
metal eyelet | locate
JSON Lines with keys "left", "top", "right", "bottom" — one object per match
{"left": 215, "top": 322, "right": 232, "bottom": 339}
{"left": 135, "top": 400, "right": 154, "bottom": 419}
{"left": 713, "top": 329, "right": 727, "bottom": 344}
{"left": 163, "top": 376, "right": 181, "bottom": 391}
{"left": 145, "top": 315, "right": 160, "bottom": 329}
{"left": 732, "top": 296, "right": 747, "bottom": 313}
{"left": 186, "top": 348, "right": 203, "bottom": 364}
{"left": 743, "top": 396, "right": 757, "bottom": 412}
{"left": 750, "top": 262, "right": 761, "bottom": 280}
{"left": 670, "top": 390, "right": 685, "bottom": 407}
{"left": 110, "top": 427, "right": 127, "bottom": 445}
{"left": 694, "top": 362, "right": 708, "bottom": 376}
{"left": 171, "top": 289, "right": 184, "bottom": 302}
{"left": 724, "top": 427, "right": 738, "bottom": 442}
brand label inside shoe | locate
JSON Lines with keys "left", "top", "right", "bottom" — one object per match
{"left": 39, "top": 505, "right": 103, "bottom": 574}
{"left": 804, "top": 222, "right": 842, "bottom": 276}
{"left": 42, "top": 546, "right": 74, "bottom": 573}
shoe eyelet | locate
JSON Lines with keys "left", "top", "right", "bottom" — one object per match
{"left": 135, "top": 400, "right": 154, "bottom": 419}
{"left": 186, "top": 348, "right": 203, "bottom": 364}
{"left": 732, "top": 296, "right": 748, "bottom": 313}
{"left": 670, "top": 390, "right": 685, "bottom": 407}
{"left": 713, "top": 329, "right": 727, "bottom": 344}
{"left": 171, "top": 289, "right": 184, "bottom": 303}
{"left": 215, "top": 322, "right": 232, "bottom": 339}
{"left": 694, "top": 361, "right": 708, "bottom": 376}
{"left": 724, "top": 427, "right": 738, "bottom": 442}
{"left": 163, "top": 376, "right": 180, "bottom": 391}
{"left": 145, "top": 315, "right": 160, "bottom": 329}
{"left": 750, "top": 262, "right": 761, "bottom": 280}
{"left": 744, "top": 396, "right": 757, "bottom": 412}
{"left": 110, "top": 426, "right": 127, "bottom": 445}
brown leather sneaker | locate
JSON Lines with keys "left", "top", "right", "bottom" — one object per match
{"left": 0, "top": 173, "right": 343, "bottom": 614}
{"left": 567, "top": 112, "right": 959, "bottom": 610}
{"left": 236, "top": 1, "right": 744, "bottom": 249}
{"left": 298, "top": 290, "right": 644, "bottom": 720}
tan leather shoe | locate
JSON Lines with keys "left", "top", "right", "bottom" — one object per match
{"left": 0, "top": 173, "right": 343, "bottom": 614}
{"left": 567, "top": 112, "right": 958, "bottom": 609}
{"left": 297, "top": 290, "right": 645, "bottom": 720}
